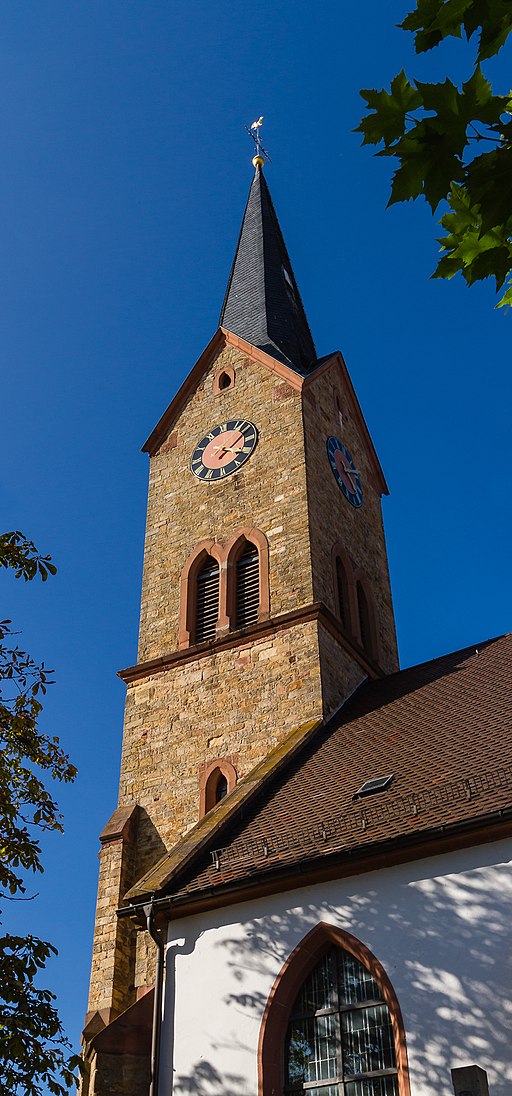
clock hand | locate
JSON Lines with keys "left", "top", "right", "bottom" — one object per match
{"left": 342, "top": 465, "right": 360, "bottom": 477}
{"left": 212, "top": 445, "right": 245, "bottom": 456}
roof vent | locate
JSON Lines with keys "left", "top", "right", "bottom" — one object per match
{"left": 354, "top": 774, "right": 394, "bottom": 799}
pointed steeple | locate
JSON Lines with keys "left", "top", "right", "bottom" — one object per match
{"left": 220, "top": 166, "right": 317, "bottom": 375}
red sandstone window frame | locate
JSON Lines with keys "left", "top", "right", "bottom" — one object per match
{"left": 198, "top": 758, "right": 237, "bottom": 818}
{"left": 178, "top": 541, "right": 224, "bottom": 649}
{"left": 225, "top": 528, "right": 270, "bottom": 631}
{"left": 258, "top": 921, "right": 411, "bottom": 1096}
{"left": 213, "top": 364, "right": 235, "bottom": 394}
{"left": 179, "top": 528, "right": 270, "bottom": 650}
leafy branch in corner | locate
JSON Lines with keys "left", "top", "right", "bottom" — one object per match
{"left": 0, "top": 532, "right": 80, "bottom": 1096}
{"left": 356, "top": 1, "right": 512, "bottom": 308}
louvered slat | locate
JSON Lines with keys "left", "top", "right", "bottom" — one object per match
{"left": 196, "top": 560, "right": 220, "bottom": 643}
{"left": 236, "top": 547, "right": 259, "bottom": 629}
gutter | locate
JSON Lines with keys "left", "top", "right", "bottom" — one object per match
{"left": 144, "top": 900, "right": 165, "bottom": 1096}
{"left": 119, "top": 805, "right": 512, "bottom": 925}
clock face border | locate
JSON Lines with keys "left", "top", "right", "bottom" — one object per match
{"left": 326, "top": 436, "right": 363, "bottom": 508}
{"left": 190, "top": 419, "right": 259, "bottom": 481}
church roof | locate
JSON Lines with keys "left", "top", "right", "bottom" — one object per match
{"left": 121, "top": 633, "right": 512, "bottom": 916}
{"left": 219, "top": 166, "right": 317, "bottom": 375}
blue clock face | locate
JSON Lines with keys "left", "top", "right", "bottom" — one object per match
{"left": 327, "top": 436, "right": 363, "bottom": 508}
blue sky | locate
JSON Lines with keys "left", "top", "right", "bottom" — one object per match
{"left": 1, "top": 0, "right": 510, "bottom": 1076}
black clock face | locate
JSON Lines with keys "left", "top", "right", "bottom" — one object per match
{"left": 327, "top": 436, "right": 363, "bottom": 507}
{"left": 190, "top": 420, "right": 258, "bottom": 481}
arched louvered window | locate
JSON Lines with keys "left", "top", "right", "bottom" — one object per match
{"left": 195, "top": 556, "right": 220, "bottom": 643}
{"left": 286, "top": 946, "right": 398, "bottom": 1095}
{"left": 357, "top": 581, "right": 373, "bottom": 657}
{"left": 336, "top": 557, "right": 349, "bottom": 631}
{"left": 235, "top": 543, "right": 259, "bottom": 628}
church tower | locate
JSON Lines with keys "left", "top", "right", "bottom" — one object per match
{"left": 82, "top": 156, "right": 398, "bottom": 1070}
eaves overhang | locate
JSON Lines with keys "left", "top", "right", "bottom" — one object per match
{"left": 118, "top": 807, "right": 512, "bottom": 928}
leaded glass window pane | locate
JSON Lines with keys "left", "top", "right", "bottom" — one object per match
{"left": 285, "top": 946, "right": 398, "bottom": 1096}
{"left": 288, "top": 1013, "right": 337, "bottom": 1086}
{"left": 336, "top": 952, "right": 380, "bottom": 1006}
{"left": 345, "top": 1077, "right": 398, "bottom": 1096}
{"left": 342, "top": 1005, "right": 395, "bottom": 1076}
{"left": 292, "top": 951, "right": 338, "bottom": 1016}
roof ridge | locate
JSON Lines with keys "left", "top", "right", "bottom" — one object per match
{"left": 379, "top": 632, "right": 509, "bottom": 683}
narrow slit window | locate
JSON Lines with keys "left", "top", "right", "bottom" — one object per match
{"left": 195, "top": 557, "right": 220, "bottom": 643}
{"left": 357, "top": 581, "right": 372, "bottom": 656}
{"left": 236, "top": 544, "right": 259, "bottom": 628}
{"left": 336, "top": 557, "right": 349, "bottom": 631}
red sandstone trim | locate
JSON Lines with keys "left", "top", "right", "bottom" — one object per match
{"left": 221, "top": 330, "right": 304, "bottom": 390}
{"left": 178, "top": 527, "right": 270, "bottom": 648}
{"left": 178, "top": 540, "right": 223, "bottom": 649}
{"left": 224, "top": 526, "right": 270, "bottom": 627}
{"left": 143, "top": 328, "right": 305, "bottom": 456}
{"left": 198, "top": 758, "right": 238, "bottom": 818}
{"left": 303, "top": 352, "right": 388, "bottom": 496}
{"left": 119, "top": 602, "right": 383, "bottom": 683}
{"left": 258, "top": 922, "right": 411, "bottom": 1096}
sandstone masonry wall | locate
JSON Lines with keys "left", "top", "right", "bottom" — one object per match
{"left": 302, "top": 361, "right": 399, "bottom": 674}
{"left": 138, "top": 344, "right": 313, "bottom": 663}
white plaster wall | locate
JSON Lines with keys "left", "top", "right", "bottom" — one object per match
{"left": 159, "top": 839, "right": 512, "bottom": 1096}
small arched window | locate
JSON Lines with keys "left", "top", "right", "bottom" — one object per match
{"left": 356, "top": 580, "right": 373, "bottom": 657}
{"left": 218, "top": 371, "right": 232, "bottom": 390}
{"left": 286, "top": 946, "right": 398, "bottom": 1095}
{"left": 195, "top": 556, "right": 220, "bottom": 643}
{"left": 204, "top": 768, "right": 229, "bottom": 813}
{"left": 235, "top": 543, "right": 259, "bottom": 629}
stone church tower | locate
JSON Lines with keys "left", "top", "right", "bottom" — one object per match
{"left": 81, "top": 157, "right": 398, "bottom": 1089}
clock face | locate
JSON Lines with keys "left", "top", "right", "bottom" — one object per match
{"left": 190, "top": 419, "right": 259, "bottom": 481}
{"left": 327, "top": 436, "right": 363, "bottom": 507}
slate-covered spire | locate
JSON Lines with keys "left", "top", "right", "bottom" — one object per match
{"left": 220, "top": 165, "right": 317, "bottom": 375}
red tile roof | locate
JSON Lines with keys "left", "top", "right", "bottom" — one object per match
{"left": 124, "top": 634, "right": 512, "bottom": 910}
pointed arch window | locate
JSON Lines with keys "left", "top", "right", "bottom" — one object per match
{"left": 195, "top": 557, "right": 220, "bottom": 643}
{"left": 286, "top": 946, "right": 398, "bottom": 1096}
{"left": 235, "top": 543, "right": 259, "bottom": 629}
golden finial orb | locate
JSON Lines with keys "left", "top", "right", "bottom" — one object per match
{"left": 246, "top": 116, "right": 271, "bottom": 170}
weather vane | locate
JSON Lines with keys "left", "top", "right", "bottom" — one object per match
{"left": 245, "top": 116, "right": 272, "bottom": 167}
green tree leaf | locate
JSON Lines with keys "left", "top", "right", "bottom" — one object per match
{"left": 357, "top": 1, "right": 512, "bottom": 307}
{"left": 357, "top": 71, "right": 422, "bottom": 146}
{"left": 0, "top": 534, "right": 78, "bottom": 1096}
